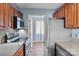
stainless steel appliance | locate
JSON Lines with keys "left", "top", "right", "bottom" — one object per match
{"left": 13, "top": 16, "right": 24, "bottom": 29}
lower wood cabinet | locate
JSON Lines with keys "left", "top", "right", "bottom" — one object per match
{"left": 14, "top": 45, "right": 24, "bottom": 56}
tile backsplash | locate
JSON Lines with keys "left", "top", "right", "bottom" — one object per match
{"left": 72, "top": 29, "right": 79, "bottom": 39}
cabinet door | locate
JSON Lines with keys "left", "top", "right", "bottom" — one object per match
{"left": 65, "top": 4, "right": 76, "bottom": 28}
{"left": 4, "top": 4, "right": 9, "bottom": 28}
{"left": 59, "top": 7, "right": 65, "bottom": 18}
{"left": 4, "top": 4, "right": 14, "bottom": 29}
{"left": 8, "top": 4, "right": 11, "bottom": 28}
{"left": 8, "top": 4, "right": 13, "bottom": 28}
{"left": 13, "top": 7, "right": 18, "bottom": 16}
{"left": 11, "top": 6, "right": 14, "bottom": 28}
{"left": 15, "top": 46, "right": 24, "bottom": 56}
{"left": 76, "top": 4, "right": 79, "bottom": 27}
{"left": 0, "top": 4, "right": 4, "bottom": 29}
{"left": 71, "top": 4, "right": 76, "bottom": 27}
{"left": 53, "top": 11, "right": 58, "bottom": 18}
{"left": 53, "top": 6, "right": 65, "bottom": 19}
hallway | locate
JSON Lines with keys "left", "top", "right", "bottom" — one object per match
{"left": 30, "top": 42, "right": 48, "bottom": 56}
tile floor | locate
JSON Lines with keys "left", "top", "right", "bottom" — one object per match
{"left": 30, "top": 42, "right": 48, "bottom": 56}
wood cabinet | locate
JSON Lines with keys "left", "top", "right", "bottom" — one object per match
{"left": 13, "top": 7, "right": 18, "bottom": 16}
{"left": 0, "top": 4, "right": 4, "bottom": 30}
{"left": 64, "top": 3, "right": 77, "bottom": 28}
{"left": 58, "top": 6, "right": 65, "bottom": 18}
{"left": 13, "top": 7, "right": 23, "bottom": 19}
{"left": 4, "top": 4, "right": 9, "bottom": 28}
{"left": 0, "top": 3, "right": 23, "bottom": 30}
{"left": 76, "top": 4, "right": 79, "bottom": 27}
{"left": 53, "top": 11, "right": 58, "bottom": 18}
{"left": 4, "top": 4, "right": 14, "bottom": 28}
{"left": 17, "top": 11, "right": 23, "bottom": 19}
{"left": 14, "top": 45, "right": 24, "bottom": 56}
{"left": 53, "top": 3, "right": 79, "bottom": 28}
{"left": 8, "top": 4, "right": 13, "bottom": 28}
{"left": 53, "top": 5, "right": 65, "bottom": 19}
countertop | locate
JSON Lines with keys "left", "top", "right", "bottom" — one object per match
{"left": 56, "top": 40, "right": 79, "bottom": 56}
{"left": 0, "top": 42, "right": 24, "bottom": 56}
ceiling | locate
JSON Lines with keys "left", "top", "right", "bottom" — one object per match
{"left": 16, "top": 3, "right": 64, "bottom": 9}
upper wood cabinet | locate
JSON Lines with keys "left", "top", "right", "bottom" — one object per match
{"left": 65, "top": 3, "right": 77, "bottom": 28}
{"left": 53, "top": 11, "right": 58, "bottom": 18}
{"left": 13, "top": 7, "right": 18, "bottom": 17}
{"left": 0, "top": 3, "right": 23, "bottom": 30}
{"left": 53, "top": 3, "right": 79, "bottom": 28}
{"left": 13, "top": 7, "right": 23, "bottom": 19}
{"left": 4, "top": 4, "right": 9, "bottom": 28}
{"left": 8, "top": 4, "right": 14, "bottom": 28}
{"left": 0, "top": 4, "right": 4, "bottom": 29}
{"left": 17, "top": 11, "right": 23, "bottom": 19}
{"left": 53, "top": 5, "right": 65, "bottom": 19}
{"left": 4, "top": 4, "right": 13, "bottom": 28}
{"left": 58, "top": 6, "right": 65, "bottom": 18}
{"left": 76, "top": 4, "right": 79, "bottom": 27}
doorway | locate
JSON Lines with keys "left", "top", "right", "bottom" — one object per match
{"left": 28, "top": 15, "right": 48, "bottom": 55}
{"left": 32, "top": 16, "right": 45, "bottom": 42}
{"left": 34, "top": 20, "right": 44, "bottom": 42}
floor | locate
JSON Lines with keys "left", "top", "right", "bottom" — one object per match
{"left": 30, "top": 42, "right": 48, "bottom": 56}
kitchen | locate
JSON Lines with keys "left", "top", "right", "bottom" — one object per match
{"left": 0, "top": 3, "right": 79, "bottom": 56}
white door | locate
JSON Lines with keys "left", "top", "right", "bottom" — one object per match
{"left": 35, "top": 20, "right": 44, "bottom": 42}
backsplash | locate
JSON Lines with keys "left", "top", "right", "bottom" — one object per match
{"left": 18, "top": 29, "right": 28, "bottom": 37}
{"left": 72, "top": 29, "right": 79, "bottom": 39}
